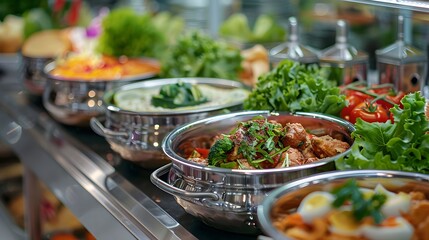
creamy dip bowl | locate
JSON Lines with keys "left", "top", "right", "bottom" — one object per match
{"left": 90, "top": 77, "right": 250, "bottom": 168}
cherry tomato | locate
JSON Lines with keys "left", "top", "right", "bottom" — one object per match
{"left": 375, "top": 91, "right": 405, "bottom": 110}
{"left": 343, "top": 89, "right": 372, "bottom": 100}
{"left": 341, "top": 94, "right": 369, "bottom": 120}
{"left": 368, "top": 85, "right": 392, "bottom": 95}
{"left": 349, "top": 101, "right": 389, "bottom": 124}
{"left": 388, "top": 91, "right": 405, "bottom": 108}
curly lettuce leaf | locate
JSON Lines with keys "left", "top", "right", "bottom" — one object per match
{"left": 160, "top": 31, "right": 243, "bottom": 80}
{"left": 337, "top": 92, "right": 429, "bottom": 173}
{"left": 243, "top": 60, "right": 346, "bottom": 116}
{"left": 96, "top": 8, "right": 165, "bottom": 58}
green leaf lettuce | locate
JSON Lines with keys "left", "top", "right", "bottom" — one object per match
{"left": 337, "top": 92, "right": 429, "bottom": 173}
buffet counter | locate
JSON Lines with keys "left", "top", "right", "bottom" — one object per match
{"left": 1, "top": 1, "right": 429, "bottom": 239}
{"left": 0, "top": 61, "right": 256, "bottom": 240}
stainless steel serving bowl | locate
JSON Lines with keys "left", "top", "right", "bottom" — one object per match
{"left": 150, "top": 111, "right": 355, "bottom": 234}
{"left": 90, "top": 77, "right": 249, "bottom": 168}
{"left": 22, "top": 55, "right": 53, "bottom": 96}
{"left": 42, "top": 59, "right": 159, "bottom": 126}
{"left": 257, "top": 170, "right": 429, "bottom": 240}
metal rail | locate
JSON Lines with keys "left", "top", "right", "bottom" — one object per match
{"left": 0, "top": 88, "right": 196, "bottom": 240}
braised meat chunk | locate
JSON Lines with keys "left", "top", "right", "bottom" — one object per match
{"left": 311, "top": 135, "right": 351, "bottom": 158}
{"left": 186, "top": 116, "right": 351, "bottom": 170}
{"left": 282, "top": 123, "right": 309, "bottom": 150}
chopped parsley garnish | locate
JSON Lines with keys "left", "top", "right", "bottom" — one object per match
{"left": 207, "top": 116, "right": 289, "bottom": 169}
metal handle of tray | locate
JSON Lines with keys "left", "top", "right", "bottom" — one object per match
{"left": 150, "top": 163, "right": 219, "bottom": 201}
{"left": 90, "top": 117, "right": 129, "bottom": 138}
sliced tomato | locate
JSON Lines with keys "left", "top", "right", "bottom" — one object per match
{"left": 349, "top": 101, "right": 389, "bottom": 124}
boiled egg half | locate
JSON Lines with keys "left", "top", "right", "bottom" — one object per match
{"left": 361, "top": 217, "right": 413, "bottom": 240}
{"left": 297, "top": 191, "right": 334, "bottom": 224}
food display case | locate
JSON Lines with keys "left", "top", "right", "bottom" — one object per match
{"left": 1, "top": 1, "right": 429, "bottom": 239}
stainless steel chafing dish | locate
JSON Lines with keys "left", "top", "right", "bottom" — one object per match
{"left": 42, "top": 59, "right": 159, "bottom": 126}
{"left": 90, "top": 77, "right": 249, "bottom": 168}
{"left": 151, "top": 111, "right": 355, "bottom": 234}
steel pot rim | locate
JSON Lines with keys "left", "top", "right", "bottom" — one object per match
{"left": 257, "top": 169, "right": 429, "bottom": 240}
{"left": 102, "top": 77, "right": 251, "bottom": 116}
{"left": 43, "top": 58, "right": 160, "bottom": 83}
{"left": 162, "top": 110, "right": 355, "bottom": 174}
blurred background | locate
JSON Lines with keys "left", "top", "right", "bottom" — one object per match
{"left": 2, "top": 0, "right": 428, "bottom": 70}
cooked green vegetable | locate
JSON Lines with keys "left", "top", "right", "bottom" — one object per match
{"left": 151, "top": 81, "right": 208, "bottom": 109}
{"left": 160, "top": 31, "right": 243, "bottom": 80}
{"left": 336, "top": 92, "right": 429, "bottom": 173}
{"left": 96, "top": 8, "right": 165, "bottom": 58}
{"left": 208, "top": 135, "right": 234, "bottom": 167}
{"left": 243, "top": 60, "right": 346, "bottom": 116}
{"left": 332, "top": 179, "right": 387, "bottom": 224}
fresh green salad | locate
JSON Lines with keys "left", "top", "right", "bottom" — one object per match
{"left": 219, "top": 13, "right": 286, "bottom": 43}
{"left": 97, "top": 8, "right": 164, "bottom": 58}
{"left": 243, "top": 60, "right": 346, "bottom": 116}
{"left": 336, "top": 92, "right": 429, "bottom": 173}
{"left": 160, "top": 31, "right": 243, "bottom": 80}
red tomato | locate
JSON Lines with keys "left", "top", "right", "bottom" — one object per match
{"left": 344, "top": 89, "right": 372, "bottom": 100}
{"left": 341, "top": 94, "right": 369, "bottom": 120}
{"left": 368, "top": 85, "right": 392, "bottom": 95}
{"left": 349, "top": 101, "right": 389, "bottom": 124}
{"left": 195, "top": 148, "right": 210, "bottom": 158}
{"left": 375, "top": 91, "right": 405, "bottom": 110}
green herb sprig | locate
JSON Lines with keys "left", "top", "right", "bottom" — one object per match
{"left": 332, "top": 179, "right": 387, "bottom": 224}
{"left": 207, "top": 116, "right": 291, "bottom": 169}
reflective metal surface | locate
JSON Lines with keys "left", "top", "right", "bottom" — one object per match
{"left": 93, "top": 78, "right": 249, "bottom": 168}
{"left": 0, "top": 89, "right": 194, "bottom": 239}
{"left": 155, "top": 111, "right": 355, "bottom": 234}
{"left": 257, "top": 170, "right": 429, "bottom": 240}
{"left": 0, "top": 70, "right": 256, "bottom": 240}
{"left": 22, "top": 55, "right": 53, "bottom": 97}
{"left": 42, "top": 61, "right": 159, "bottom": 126}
